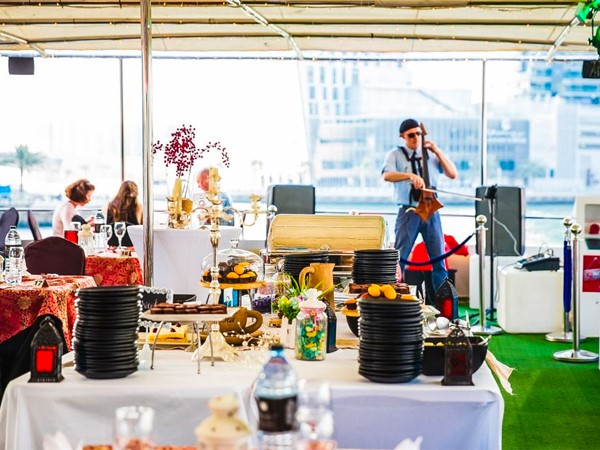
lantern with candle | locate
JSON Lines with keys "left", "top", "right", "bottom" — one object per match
{"left": 29, "top": 316, "right": 65, "bottom": 383}
{"left": 435, "top": 278, "right": 459, "bottom": 321}
{"left": 442, "top": 326, "right": 474, "bottom": 386}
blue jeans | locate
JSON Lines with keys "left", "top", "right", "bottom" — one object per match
{"left": 394, "top": 206, "right": 448, "bottom": 293}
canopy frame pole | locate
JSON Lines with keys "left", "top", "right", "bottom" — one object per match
{"left": 141, "top": 0, "right": 154, "bottom": 286}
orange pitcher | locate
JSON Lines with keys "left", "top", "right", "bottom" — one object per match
{"left": 299, "top": 263, "right": 335, "bottom": 309}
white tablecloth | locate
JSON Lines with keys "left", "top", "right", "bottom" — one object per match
{"left": 128, "top": 225, "right": 242, "bottom": 302}
{"left": 0, "top": 348, "right": 503, "bottom": 450}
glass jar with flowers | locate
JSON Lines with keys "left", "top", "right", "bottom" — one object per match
{"left": 153, "top": 125, "right": 229, "bottom": 229}
{"left": 273, "top": 276, "right": 306, "bottom": 348}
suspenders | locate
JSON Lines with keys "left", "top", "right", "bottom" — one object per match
{"left": 398, "top": 146, "right": 422, "bottom": 204}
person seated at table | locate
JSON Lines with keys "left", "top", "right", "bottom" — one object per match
{"left": 104, "top": 180, "right": 143, "bottom": 225}
{"left": 52, "top": 179, "right": 95, "bottom": 237}
{"left": 195, "top": 168, "right": 235, "bottom": 226}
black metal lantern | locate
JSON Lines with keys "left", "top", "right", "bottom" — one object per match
{"left": 442, "top": 326, "right": 474, "bottom": 386}
{"left": 435, "top": 277, "right": 459, "bottom": 321}
{"left": 29, "top": 316, "right": 64, "bottom": 383}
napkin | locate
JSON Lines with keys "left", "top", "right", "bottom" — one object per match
{"left": 486, "top": 350, "right": 515, "bottom": 395}
{"left": 394, "top": 436, "right": 423, "bottom": 450}
{"left": 43, "top": 432, "right": 82, "bottom": 450}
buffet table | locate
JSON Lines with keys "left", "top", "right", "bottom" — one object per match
{"left": 128, "top": 225, "right": 242, "bottom": 301}
{"left": 0, "top": 348, "right": 503, "bottom": 450}
{"left": 85, "top": 253, "right": 143, "bottom": 286}
{"left": 0, "top": 275, "right": 96, "bottom": 350}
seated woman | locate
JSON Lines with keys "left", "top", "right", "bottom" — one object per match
{"left": 105, "top": 180, "right": 143, "bottom": 225}
{"left": 52, "top": 179, "right": 95, "bottom": 237}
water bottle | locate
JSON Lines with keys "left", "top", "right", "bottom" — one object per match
{"left": 254, "top": 343, "right": 298, "bottom": 449}
{"left": 4, "top": 227, "right": 24, "bottom": 285}
{"left": 94, "top": 209, "right": 105, "bottom": 234}
{"left": 4, "top": 226, "right": 21, "bottom": 273}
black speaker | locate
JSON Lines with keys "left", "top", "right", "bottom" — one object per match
{"left": 582, "top": 60, "right": 600, "bottom": 79}
{"left": 267, "top": 184, "right": 315, "bottom": 215}
{"left": 475, "top": 185, "right": 525, "bottom": 257}
{"left": 8, "top": 57, "right": 35, "bottom": 75}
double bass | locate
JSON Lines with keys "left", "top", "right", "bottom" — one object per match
{"left": 413, "top": 122, "right": 444, "bottom": 221}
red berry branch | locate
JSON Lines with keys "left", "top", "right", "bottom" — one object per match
{"left": 152, "top": 125, "right": 230, "bottom": 177}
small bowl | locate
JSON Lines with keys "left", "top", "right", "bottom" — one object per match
{"left": 422, "top": 336, "right": 488, "bottom": 376}
{"left": 341, "top": 307, "right": 359, "bottom": 337}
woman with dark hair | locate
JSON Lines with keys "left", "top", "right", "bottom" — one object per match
{"left": 105, "top": 180, "right": 142, "bottom": 225}
{"left": 52, "top": 179, "right": 95, "bottom": 237}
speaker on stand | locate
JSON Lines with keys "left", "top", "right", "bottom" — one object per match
{"left": 474, "top": 185, "right": 525, "bottom": 323}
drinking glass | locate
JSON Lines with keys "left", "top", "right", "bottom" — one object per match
{"left": 114, "top": 222, "right": 127, "bottom": 250}
{"left": 114, "top": 406, "right": 154, "bottom": 450}
{"left": 5, "top": 246, "right": 24, "bottom": 285}
{"left": 296, "top": 380, "right": 334, "bottom": 443}
{"left": 101, "top": 224, "right": 113, "bottom": 248}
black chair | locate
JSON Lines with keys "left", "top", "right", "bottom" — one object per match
{"left": 107, "top": 222, "right": 134, "bottom": 247}
{"left": 0, "top": 207, "right": 20, "bottom": 255}
{"left": 27, "top": 210, "right": 43, "bottom": 241}
{"left": 24, "top": 236, "right": 86, "bottom": 275}
{"left": 0, "top": 314, "right": 66, "bottom": 403}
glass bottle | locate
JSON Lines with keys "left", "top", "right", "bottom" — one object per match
{"left": 254, "top": 343, "right": 298, "bottom": 449}
{"left": 323, "top": 299, "right": 338, "bottom": 353}
{"left": 94, "top": 209, "right": 105, "bottom": 234}
{"left": 4, "top": 225, "right": 21, "bottom": 274}
{"left": 253, "top": 263, "right": 277, "bottom": 313}
{"left": 295, "top": 288, "right": 327, "bottom": 361}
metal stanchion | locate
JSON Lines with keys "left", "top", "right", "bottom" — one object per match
{"left": 546, "top": 217, "right": 586, "bottom": 343}
{"left": 553, "top": 223, "right": 598, "bottom": 363}
{"left": 472, "top": 214, "right": 502, "bottom": 336}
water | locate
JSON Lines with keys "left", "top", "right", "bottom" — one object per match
{"left": 254, "top": 344, "right": 298, "bottom": 449}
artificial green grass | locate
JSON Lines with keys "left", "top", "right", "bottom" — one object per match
{"left": 459, "top": 304, "right": 600, "bottom": 449}
{"left": 488, "top": 334, "right": 600, "bottom": 450}
{"left": 454, "top": 302, "right": 600, "bottom": 450}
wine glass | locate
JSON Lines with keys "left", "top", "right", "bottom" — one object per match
{"left": 101, "top": 224, "right": 113, "bottom": 249}
{"left": 296, "top": 380, "right": 335, "bottom": 446}
{"left": 114, "top": 222, "right": 127, "bottom": 250}
{"left": 114, "top": 406, "right": 154, "bottom": 450}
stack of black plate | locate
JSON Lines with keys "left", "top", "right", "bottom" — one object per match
{"left": 73, "top": 285, "right": 142, "bottom": 379}
{"left": 352, "top": 249, "right": 398, "bottom": 284}
{"left": 283, "top": 252, "right": 329, "bottom": 284}
{"left": 358, "top": 297, "right": 423, "bottom": 383}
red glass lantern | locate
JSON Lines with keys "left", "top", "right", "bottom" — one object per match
{"left": 29, "top": 316, "right": 64, "bottom": 383}
{"left": 435, "top": 278, "right": 459, "bottom": 321}
{"left": 442, "top": 326, "right": 473, "bottom": 386}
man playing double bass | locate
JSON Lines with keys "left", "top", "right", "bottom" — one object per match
{"left": 382, "top": 118, "right": 458, "bottom": 293}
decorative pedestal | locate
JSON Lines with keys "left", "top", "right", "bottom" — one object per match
{"left": 498, "top": 267, "right": 563, "bottom": 333}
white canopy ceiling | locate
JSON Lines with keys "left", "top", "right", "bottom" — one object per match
{"left": 0, "top": 0, "right": 596, "bottom": 56}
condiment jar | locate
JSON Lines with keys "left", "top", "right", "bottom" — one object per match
{"left": 295, "top": 288, "right": 327, "bottom": 361}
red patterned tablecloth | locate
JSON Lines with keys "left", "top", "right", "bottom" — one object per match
{"left": 0, "top": 275, "right": 96, "bottom": 350}
{"left": 85, "top": 253, "right": 143, "bottom": 286}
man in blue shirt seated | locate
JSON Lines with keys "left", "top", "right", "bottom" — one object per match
{"left": 195, "top": 168, "right": 235, "bottom": 226}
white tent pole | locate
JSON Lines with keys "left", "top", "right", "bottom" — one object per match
{"left": 141, "top": 0, "right": 154, "bottom": 286}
